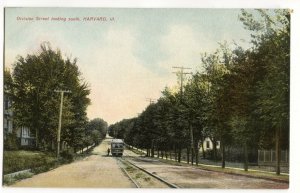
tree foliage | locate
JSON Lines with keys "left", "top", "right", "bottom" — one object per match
{"left": 9, "top": 42, "right": 92, "bottom": 151}
{"left": 109, "top": 9, "right": 290, "bottom": 174}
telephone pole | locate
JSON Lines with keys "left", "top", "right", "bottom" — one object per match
{"left": 146, "top": 98, "right": 156, "bottom": 105}
{"left": 172, "top": 66, "right": 194, "bottom": 163}
{"left": 54, "top": 89, "right": 71, "bottom": 159}
{"left": 172, "top": 66, "right": 192, "bottom": 101}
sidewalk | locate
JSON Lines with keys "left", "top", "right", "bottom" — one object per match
{"left": 76, "top": 144, "right": 94, "bottom": 154}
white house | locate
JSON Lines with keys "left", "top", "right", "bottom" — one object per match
{"left": 201, "top": 137, "right": 220, "bottom": 152}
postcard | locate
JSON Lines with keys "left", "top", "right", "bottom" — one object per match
{"left": 3, "top": 6, "right": 292, "bottom": 190}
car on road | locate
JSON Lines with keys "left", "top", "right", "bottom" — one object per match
{"left": 111, "top": 139, "right": 124, "bottom": 156}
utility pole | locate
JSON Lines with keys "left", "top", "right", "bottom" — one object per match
{"left": 54, "top": 89, "right": 71, "bottom": 159}
{"left": 172, "top": 66, "right": 192, "bottom": 101}
{"left": 146, "top": 97, "right": 156, "bottom": 157}
{"left": 172, "top": 66, "right": 194, "bottom": 163}
{"left": 146, "top": 98, "right": 156, "bottom": 105}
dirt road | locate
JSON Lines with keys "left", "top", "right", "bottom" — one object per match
{"left": 128, "top": 157, "right": 289, "bottom": 189}
{"left": 12, "top": 137, "right": 135, "bottom": 188}
{"left": 11, "top": 137, "right": 288, "bottom": 189}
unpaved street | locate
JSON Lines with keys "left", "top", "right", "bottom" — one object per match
{"left": 128, "top": 157, "right": 289, "bottom": 189}
{"left": 11, "top": 137, "right": 289, "bottom": 189}
{"left": 12, "top": 137, "right": 135, "bottom": 188}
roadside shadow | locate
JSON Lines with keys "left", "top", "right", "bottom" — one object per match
{"left": 101, "top": 155, "right": 111, "bottom": 157}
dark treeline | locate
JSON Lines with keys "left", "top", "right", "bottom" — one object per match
{"left": 108, "top": 9, "right": 290, "bottom": 175}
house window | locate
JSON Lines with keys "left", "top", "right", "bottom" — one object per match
{"left": 22, "top": 127, "right": 28, "bottom": 137}
{"left": 4, "top": 99, "right": 9, "bottom": 110}
{"left": 206, "top": 141, "right": 210, "bottom": 149}
{"left": 7, "top": 120, "right": 12, "bottom": 133}
{"left": 4, "top": 119, "right": 8, "bottom": 129}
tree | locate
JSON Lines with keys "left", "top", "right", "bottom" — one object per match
{"left": 11, "top": 42, "right": 91, "bottom": 150}
{"left": 239, "top": 9, "right": 290, "bottom": 175}
{"left": 200, "top": 45, "right": 234, "bottom": 168}
{"left": 104, "top": 10, "right": 290, "bottom": 175}
{"left": 85, "top": 118, "right": 108, "bottom": 143}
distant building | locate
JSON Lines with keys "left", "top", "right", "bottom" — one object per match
{"left": 201, "top": 137, "right": 220, "bottom": 152}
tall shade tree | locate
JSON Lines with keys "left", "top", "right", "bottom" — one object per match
{"left": 201, "top": 45, "right": 233, "bottom": 168}
{"left": 239, "top": 9, "right": 290, "bottom": 175}
{"left": 11, "top": 42, "right": 91, "bottom": 150}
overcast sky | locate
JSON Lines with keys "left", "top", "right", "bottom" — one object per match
{"left": 5, "top": 8, "right": 253, "bottom": 124}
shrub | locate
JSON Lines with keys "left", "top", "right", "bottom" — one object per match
{"left": 4, "top": 133, "right": 18, "bottom": 150}
{"left": 60, "top": 150, "right": 74, "bottom": 162}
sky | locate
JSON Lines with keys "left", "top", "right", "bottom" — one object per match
{"left": 5, "top": 8, "right": 253, "bottom": 124}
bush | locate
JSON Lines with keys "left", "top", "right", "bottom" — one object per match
{"left": 4, "top": 133, "right": 18, "bottom": 150}
{"left": 60, "top": 150, "right": 74, "bottom": 162}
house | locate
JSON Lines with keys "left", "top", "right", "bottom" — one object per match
{"left": 4, "top": 95, "right": 13, "bottom": 140}
{"left": 16, "top": 126, "right": 36, "bottom": 147}
{"left": 201, "top": 137, "right": 220, "bottom": 152}
{"left": 3, "top": 95, "right": 35, "bottom": 148}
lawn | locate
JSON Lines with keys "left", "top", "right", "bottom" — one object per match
{"left": 3, "top": 150, "right": 57, "bottom": 175}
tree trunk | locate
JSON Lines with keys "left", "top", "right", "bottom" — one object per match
{"left": 35, "top": 129, "right": 39, "bottom": 149}
{"left": 151, "top": 141, "right": 154, "bottom": 157}
{"left": 174, "top": 145, "right": 177, "bottom": 161}
{"left": 195, "top": 143, "right": 199, "bottom": 165}
{"left": 276, "top": 126, "right": 282, "bottom": 175}
{"left": 201, "top": 140, "right": 206, "bottom": 159}
{"left": 189, "top": 124, "right": 194, "bottom": 165}
{"left": 221, "top": 141, "right": 226, "bottom": 168}
{"left": 157, "top": 149, "right": 160, "bottom": 158}
{"left": 187, "top": 147, "right": 190, "bottom": 164}
{"left": 191, "top": 146, "right": 194, "bottom": 165}
{"left": 212, "top": 139, "right": 217, "bottom": 162}
{"left": 151, "top": 148, "right": 154, "bottom": 157}
{"left": 244, "top": 143, "right": 248, "bottom": 171}
{"left": 178, "top": 147, "right": 182, "bottom": 163}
